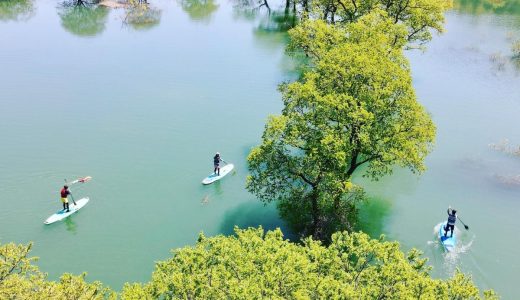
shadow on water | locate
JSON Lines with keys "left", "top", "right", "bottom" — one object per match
{"left": 58, "top": 2, "right": 109, "bottom": 37}
{"left": 210, "top": 179, "right": 224, "bottom": 196}
{"left": 178, "top": 0, "right": 219, "bottom": 23}
{"left": 219, "top": 200, "right": 297, "bottom": 240}
{"left": 354, "top": 196, "right": 392, "bottom": 239}
{"left": 0, "top": 0, "right": 34, "bottom": 22}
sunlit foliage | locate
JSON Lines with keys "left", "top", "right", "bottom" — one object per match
{"left": 306, "top": 0, "right": 452, "bottom": 47}
{"left": 1, "top": 229, "right": 498, "bottom": 299}
{"left": 247, "top": 12, "right": 435, "bottom": 241}
{"left": 120, "top": 227, "right": 497, "bottom": 299}
{"left": 0, "top": 242, "right": 115, "bottom": 299}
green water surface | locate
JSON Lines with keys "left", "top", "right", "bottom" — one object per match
{"left": 1, "top": 0, "right": 519, "bottom": 297}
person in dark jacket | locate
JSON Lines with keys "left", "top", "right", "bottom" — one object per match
{"left": 214, "top": 152, "right": 222, "bottom": 176}
{"left": 444, "top": 206, "right": 457, "bottom": 237}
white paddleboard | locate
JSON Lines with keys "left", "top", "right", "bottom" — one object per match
{"left": 44, "top": 197, "right": 89, "bottom": 225}
{"left": 202, "top": 164, "right": 234, "bottom": 185}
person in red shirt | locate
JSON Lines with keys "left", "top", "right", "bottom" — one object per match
{"left": 60, "top": 185, "right": 72, "bottom": 212}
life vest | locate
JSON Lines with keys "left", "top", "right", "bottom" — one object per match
{"left": 60, "top": 188, "right": 69, "bottom": 198}
{"left": 214, "top": 156, "right": 220, "bottom": 164}
{"left": 448, "top": 214, "right": 456, "bottom": 225}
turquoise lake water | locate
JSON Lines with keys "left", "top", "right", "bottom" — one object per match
{"left": 1, "top": 0, "right": 519, "bottom": 297}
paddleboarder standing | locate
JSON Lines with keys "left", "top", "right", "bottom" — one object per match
{"left": 60, "top": 185, "right": 72, "bottom": 212}
{"left": 214, "top": 152, "right": 223, "bottom": 176}
{"left": 444, "top": 206, "right": 457, "bottom": 237}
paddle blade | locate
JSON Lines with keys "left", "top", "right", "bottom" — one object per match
{"left": 70, "top": 176, "right": 93, "bottom": 184}
{"left": 464, "top": 225, "right": 469, "bottom": 230}
{"left": 78, "top": 176, "right": 92, "bottom": 183}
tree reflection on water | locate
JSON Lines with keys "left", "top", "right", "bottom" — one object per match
{"left": 178, "top": 0, "right": 219, "bottom": 23}
{"left": 0, "top": 0, "right": 34, "bottom": 22}
{"left": 58, "top": 1, "right": 109, "bottom": 37}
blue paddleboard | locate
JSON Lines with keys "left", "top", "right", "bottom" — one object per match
{"left": 438, "top": 221, "right": 456, "bottom": 252}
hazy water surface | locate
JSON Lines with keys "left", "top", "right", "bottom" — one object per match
{"left": 1, "top": 0, "right": 519, "bottom": 297}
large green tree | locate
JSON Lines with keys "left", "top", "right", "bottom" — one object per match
{"left": 247, "top": 12, "right": 435, "bottom": 241}
{"left": 120, "top": 227, "right": 497, "bottom": 299}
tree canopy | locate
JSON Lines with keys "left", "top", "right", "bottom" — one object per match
{"left": 247, "top": 12, "right": 435, "bottom": 241}
{"left": 120, "top": 227, "right": 497, "bottom": 299}
{"left": 0, "top": 229, "right": 497, "bottom": 299}
{"left": 306, "top": 0, "right": 452, "bottom": 47}
{"left": 0, "top": 242, "right": 114, "bottom": 299}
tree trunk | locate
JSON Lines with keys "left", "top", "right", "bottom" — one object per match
{"left": 302, "top": 0, "right": 309, "bottom": 13}
{"left": 309, "top": 190, "right": 321, "bottom": 240}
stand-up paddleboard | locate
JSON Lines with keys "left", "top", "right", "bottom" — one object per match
{"left": 44, "top": 197, "right": 89, "bottom": 225}
{"left": 439, "top": 221, "right": 456, "bottom": 252}
{"left": 202, "top": 164, "right": 234, "bottom": 185}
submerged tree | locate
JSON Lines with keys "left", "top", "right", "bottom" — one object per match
{"left": 58, "top": 1, "right": 109, "bottom": 36}
{"left": 120, "top": 227, "right": 497, "bottom": 299}
{"left": 124, "top": 0, "right": 161, "bottom": 30}
{"left": 247, "top": 12, "right": 435, "bottom": 241}
{"left": 0, "top": 0, "right": 34, "bottom": 22}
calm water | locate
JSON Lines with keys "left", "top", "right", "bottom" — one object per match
{"left": 1, "top": 0, "right": 519, "bottom": 297}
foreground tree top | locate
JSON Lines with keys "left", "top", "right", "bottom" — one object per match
{"left": 121, "top": 227, "right": 497, "bottom": 299}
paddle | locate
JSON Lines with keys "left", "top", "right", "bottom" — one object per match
{"left": 457, "top": 216, "right": 469, "bottom": 230}
{"left": 64, "top": 179, "right": 77, "bottom": 206}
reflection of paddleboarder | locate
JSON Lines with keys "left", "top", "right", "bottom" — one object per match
{"left": 213, "top": 152, "right": 227, "bottom": 176}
